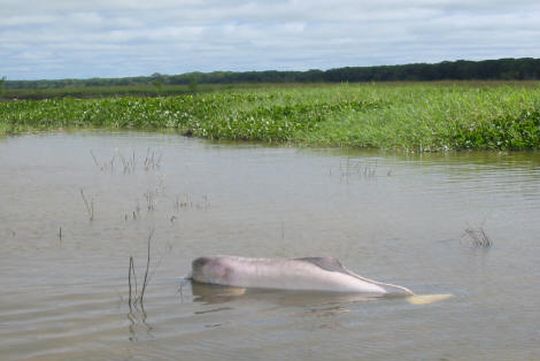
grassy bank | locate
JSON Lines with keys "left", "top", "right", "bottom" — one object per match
{"left": 1, "top": 82, "right": 540, "bottom": 151}
{"left": 0, "top": 84, "right": 204, "bottom": 100}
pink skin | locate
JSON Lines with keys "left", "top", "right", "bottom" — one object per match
{"left": 190, "top": 256, "right": 414, "bottom": 295}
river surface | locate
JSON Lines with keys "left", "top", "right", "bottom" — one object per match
{"left": 1, "top": 132, "right": 539, "bottom": 361}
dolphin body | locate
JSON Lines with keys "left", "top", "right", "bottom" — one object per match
{"left": 190, "top": 255, "right": 414, "bottom": 296}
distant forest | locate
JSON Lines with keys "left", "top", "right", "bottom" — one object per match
{"left": 4, "top": 58, "right": 540, "bottom": 89}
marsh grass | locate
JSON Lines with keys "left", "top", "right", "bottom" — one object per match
{"left": 2, "top": 82, "right": 539, "bottom": 151}
{"left": 118, "top": 151, "right": 136, "bottom": 174}
{"left": 143, "top": 148, "right": 162, "bottom": 171}
{"left": 174, "top": 193, "right": 191, "bottom": 210}
{"left": 90, "top": 150, "right": 116, "bottom": 172}
{"left": 143, "top": 191, "right": 155, "bottom": 212}
{"left": 339, "top": 159, "right": 378, "bottom": 180}
{"left": 462, "top": 225, "right": 493, "bottom": 248}
{"left": 90, "top": 148, "right": 162, "bottom": 174}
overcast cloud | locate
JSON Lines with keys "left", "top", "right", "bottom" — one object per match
{"left": 1, "top": 0, "right": 539, "bottom": 79}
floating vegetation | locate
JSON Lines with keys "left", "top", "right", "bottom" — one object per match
{"left": 2, "top": 83, "right": 539, "bottom": 151}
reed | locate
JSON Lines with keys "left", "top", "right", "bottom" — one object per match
{"left": 89, "top": 150, "right": 116, "bottom": 172}
{"left": 139, "top": 228, "right": 153, "bottom": 304}
{"left": 118, "top": 151, "right": 136, "bottom": 174}
{"left": 127, "top": 229, "right": 154, "bottom": 310}
{"left": 128, "top": 256, "right": 136, "bottom": 311}
{"left": 79, "top": 189, "right": 94, "bottom": 221}
{"left": 144, "top": 190, "right": 156, "bottom": 212}
{"left": 462, "top": 225, "right": 493, "bottom": 248}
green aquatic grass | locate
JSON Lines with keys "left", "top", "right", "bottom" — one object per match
{"left": 1, "top": 82, "right": 539, "bottom": 151}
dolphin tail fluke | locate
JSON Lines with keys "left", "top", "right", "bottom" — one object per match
{"left": 406, "top": 293, "right": 453, "bottom": 305}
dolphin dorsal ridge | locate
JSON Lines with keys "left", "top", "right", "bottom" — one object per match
{"left": 294, "top": 257, "right": 349, "bottom": 274}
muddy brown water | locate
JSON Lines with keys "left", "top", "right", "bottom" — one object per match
{"left": 1, "top": 132, "right": 539, "bottom": 361}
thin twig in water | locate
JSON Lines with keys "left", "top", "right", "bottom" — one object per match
{"left": 177, "top": 277, "right": 190, "bottom": 303}
{"left": 139, "top": 228, "right": 154, "bottom": 304}
{"left": 174, "top": 195, "right": 180, "bottom": 212}
{"left": 144, "top": 148, "right": 151, "bottom": 170}
{"left": 79, "top": 189, "right": 94, "bottom": 221}
{"left": 146, "top": 242, "right": 171, "bottom": 286}
{"left": 89, "top": 150, "right": 100, "bottom": 168}
{"left": 144, "top": 191, "right": 155, "bottom": 211}
{"left": 131, "top": 257, "right": 138, "bottom": 299}
{"left": 128, "top": 256, "right": 134, "bottom": 311}
{"left": 127, "top": 229, "right": 154, "bottom": 310}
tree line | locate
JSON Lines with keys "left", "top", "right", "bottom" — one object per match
{"left": 4, "top": 57, "right": 540, "bottom": 89}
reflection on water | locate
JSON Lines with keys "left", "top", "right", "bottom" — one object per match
{"left": 1, "top": 132, "right": 539, "bottom": 361}
{"left": 191, "top": 282, "right": 248, "bottom": 304}
{"left": 190, "top": 282, "right": 383, "bottom": 307}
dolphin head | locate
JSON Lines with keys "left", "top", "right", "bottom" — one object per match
{"left": 191, "top": 256, "right": 232, "bottom": 285}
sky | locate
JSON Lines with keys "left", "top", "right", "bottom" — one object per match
{"left": 1, "top": 0, "right": 540, "bottom": 80}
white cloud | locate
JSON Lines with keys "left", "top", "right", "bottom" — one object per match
{"left": 1, "top": 0, "right": 539, "bottom": 79}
